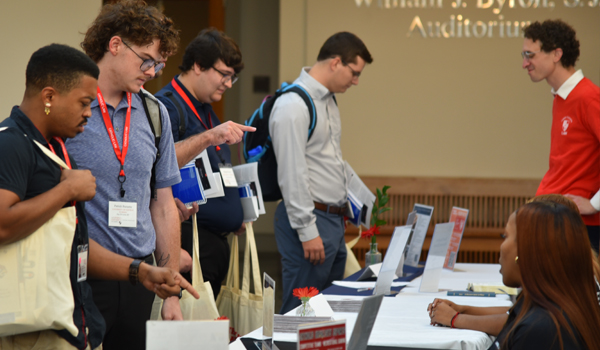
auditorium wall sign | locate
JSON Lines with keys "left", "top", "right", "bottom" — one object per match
{"left": 353, "top": 0, "right": 599, "bottom": 38}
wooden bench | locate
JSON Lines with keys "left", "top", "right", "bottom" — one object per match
{"left": 345, "top": 177, "right": 540, "bottom": 267}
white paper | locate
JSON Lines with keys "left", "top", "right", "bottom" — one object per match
{"left": 219, "top": 166, "right": 238, "bottom": 187}
{"left": 233, "top": 162, "right": 266, "bottom": 215}
{"left": 183, "top": 149, "right": 221, "bottom": 199}
{"left": 419, "top": 222, "right": 454, "bottom": 293}
{"left": 374, "top": 226, "right": 412, "bottom": 295}
{"left": 146, "top": 320, "right": 229, "bottom": 350}
{"left": 332, "top": 281, "right": 410, "bottom": 289}
{"left": 240, "top": 196, "right": 260, "bottom": 222}
{"left": 206, "top": 172, "right": 225, "bottom": 199}
{"left": 345, "top": 162, "right": 376, "bottom": 228}
{"left": 405, "top": 204, "right": 434, "bottom": 267}
{"left": 306, "top": 294, "right": 334, "bottom": 317}
{"left": 108, "top": 201, "right": 137, "bottom": 228}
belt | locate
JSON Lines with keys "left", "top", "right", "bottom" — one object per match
{"left": 313, "top": 201, "right": 347, "bottom": 216}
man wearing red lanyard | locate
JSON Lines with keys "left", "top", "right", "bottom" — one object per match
{"left": 155, "top": 28, "right": 254, "bottom": 297}
{"left": 0, "top": 45, "right": 197, "bottom": 350}
{"left": 64, "top": 2, "right": 184, "bottom": 349}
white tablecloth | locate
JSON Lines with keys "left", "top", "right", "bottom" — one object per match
{"left": 231, "top": 263, "right": 512, "bottom": 350}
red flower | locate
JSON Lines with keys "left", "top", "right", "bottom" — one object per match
{"left": 361, "top": 225, "right": 380, "bottom": 240}
{"left": 216, "top": 315, "right": 229, "bottom": 320}
{"left": 293, "top": 286, "right": 319, "bottom": 302}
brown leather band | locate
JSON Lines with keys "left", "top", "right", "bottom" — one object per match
{"left": 313, "top": 201, "right": 347, "bottom": 216}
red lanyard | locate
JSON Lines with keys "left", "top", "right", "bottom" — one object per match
{"left": 47, "top": 137, "right": 72, "bottom": 169}
{"left": 171, "top": 78, "right": 221, "bottom": 151}
{"left": 48, "top": 137, "right": 77, "bottom": 214}
{"left": 97, "top": 87, "right": 132, "bottom": 197}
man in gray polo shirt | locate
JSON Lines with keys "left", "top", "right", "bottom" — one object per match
{"left": 65, "top": 1, "right": 183, "bottom": 349}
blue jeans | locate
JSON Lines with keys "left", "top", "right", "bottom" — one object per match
{"left": 274, "top": 202, "right": 347, "bottom": 314}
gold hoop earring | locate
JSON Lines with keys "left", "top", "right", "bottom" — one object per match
{"left": 515, "top": 256, "right": 519, "bottom": 264}
{"left": 44, "top": 103, "right": 51, "bottom": 115}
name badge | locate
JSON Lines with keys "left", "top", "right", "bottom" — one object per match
{"left": 108, "top": 201, "right": 137, "bottom": 227}
{"left": 77, "top": 244, "right": 89, "bottom": 282}
{"left": 218, "top": 164, "right": 238, "bottom": 187}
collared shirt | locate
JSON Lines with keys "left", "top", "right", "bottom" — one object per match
{"left": 269, "top": 68, "right": 347, "bottom": 242}
{"left": 552, "top": 70, "right": 600, "bottom": 212}
{"left": 0, "top": 107, "right": 105, "bottom": 349}
{"left": 156, "top": 75, "right": 244, "bottom": 233}
{"left": 551, "top": 69, "right": 584, "bottom": 99}
{"left": 66, "top": 92, "right": 181, "bottom": 257}
{"left": 537, "top": 70, "right": 600, "bottom": 225}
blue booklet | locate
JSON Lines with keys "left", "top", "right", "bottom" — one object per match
{"left": 172, "top": 164, "right": 207, "bottom": 208}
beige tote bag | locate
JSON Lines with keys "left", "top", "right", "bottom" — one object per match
{"left": 150, "top": 214, "right": 220, "bottom": 320}
{"left": 0, "top": 138, "right": 78, "bottom": 337}
{"left": 216, "top": 222, "right": 263, "bottom": 341}
{"left": 344, "top": 226, "right": 363, "bottom": 278}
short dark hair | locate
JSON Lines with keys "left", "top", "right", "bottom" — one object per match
{"left": 82, "top": 0, "right": 180, "bottom": 63}
{"left": 25, "top": 44, "right": 99, "bottom": 95}
{"left": 523, "top": 19, "right": 579, "bottom": 68}
{"left": 179, "top": 28, "right": 244, "bottom": 74}
{"left": 317, "top": 32, "right": 373, "bottom": 65}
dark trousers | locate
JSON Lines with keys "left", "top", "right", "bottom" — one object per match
{"left": 181, "top": 220, "right": 230, "bottom": 298}
{"left": 87, "top": 255, "right": 154, "bottom": 350}
{"left": 274, "top": 202, "right": 347, "bottom": 314}
{"left": 587, "top": 225, "right": 599, "bottom": 253}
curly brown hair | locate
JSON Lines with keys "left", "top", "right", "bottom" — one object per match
{"left": 82, "top": 0, "right": 180, "bottom": 63}
{"left": 523, "top": 19, "right": 579, "bottom": 68}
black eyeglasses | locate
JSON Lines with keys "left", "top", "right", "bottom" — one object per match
{"left": 339, "top": 59, "right": 361, "bottom": 78}
{"left": 122, "top": 41, "right": 163, "bottom": 73}
{"left": 212, "top": 66, "right": 238, "bottom": 85}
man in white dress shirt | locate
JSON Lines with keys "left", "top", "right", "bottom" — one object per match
{"left": 269, "top": 32, "right": 373, "bottom": 313}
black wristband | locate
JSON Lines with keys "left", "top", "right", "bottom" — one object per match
{"left": 129, "top": 259, "right": 143, "bottom": 285}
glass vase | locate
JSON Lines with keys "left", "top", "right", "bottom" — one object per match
{"left": 365, "top": 242, "right": 382, "bottom": 267}
{"left": 295, "top": 300, "right": 316, "bottom": 317}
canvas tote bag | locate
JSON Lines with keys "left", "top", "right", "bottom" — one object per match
{"left": 150, "top": 213, "right": 219, "bottom": 320}
{"left": 0, "top": 137, "right": 78, "bottom": 337}
{"left": 344, "top": 226, "right": 363, "bottom": 278}
{"left": 216, "top": 222, "right": 263, "bottom": 340}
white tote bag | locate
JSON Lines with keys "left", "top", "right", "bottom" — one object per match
{"left": 150, "top": 214, "right": 220, "bottom": 320}
{"left": 0, "top": 139, "right": 78, "bottom": 337}
{"left": 216, "top": 222, "right": 263, "bottom": 340}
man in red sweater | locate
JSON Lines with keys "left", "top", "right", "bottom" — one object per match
{"left": 522, "top": 20, "right": 600, "bottom": 251}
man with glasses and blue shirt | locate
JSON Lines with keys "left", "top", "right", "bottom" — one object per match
{"left": 156, "top": 28, "right": 254, "bottom": 297}
{"left": 521, "top": 20, "right": 600, "bottom": 252}
{"left": 269, "top": 32, "right": 373, "bottom": 314}
{"left": 65, "top": 1, "right": 184, "bottom": 349}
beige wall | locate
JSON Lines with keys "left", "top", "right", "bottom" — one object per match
{"left": 280, "top": 0, "right": 600, "bottom": 180}
{"left": 0, "top": 0, "right": 102, "bottom": 119}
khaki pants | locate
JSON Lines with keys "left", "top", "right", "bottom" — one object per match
{"left": 1, "top": 330, "right": 102, "bottom": 350}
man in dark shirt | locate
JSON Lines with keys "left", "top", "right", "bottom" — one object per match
{"left": 0, "top": 44, "right": 196, "bottom": 350}
{"left": 156, "top": 28, "right": 254, "bottom": 296}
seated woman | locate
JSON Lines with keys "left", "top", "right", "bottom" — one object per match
{"left": 428, "top": 194, "right": 600, "bottom": 337}
{"left": 429, "top": 199, "right": 600, "bottom": 349}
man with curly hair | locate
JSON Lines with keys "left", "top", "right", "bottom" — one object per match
{"left": 65, "top": 1, "right": 184, "bottom": 348}
{"left": 522, "top": 19, "right": 600, "bottom": 251}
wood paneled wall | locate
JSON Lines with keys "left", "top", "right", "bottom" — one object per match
{"left": 346, "top": 177, "right": 540, "bottom": 266}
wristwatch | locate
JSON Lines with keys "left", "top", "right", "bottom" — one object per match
{"left": 129, "top": 259, "right": 143, "bottom": 285}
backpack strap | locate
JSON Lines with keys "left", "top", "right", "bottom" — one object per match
{"left": 138, "top": 89, "right": 161, "bottom": 200}
{"left": 280, "top": 84, "right": 318, "bottom": 141}
{"left": 163, "top": 90, "right": 187, "bottom": 140}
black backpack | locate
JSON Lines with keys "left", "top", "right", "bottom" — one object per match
{"left": 243, "top": 83, "right": 317, "bottom": 202}
{"left": 138, "top": 89, "right": 163, "bottom": 200}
